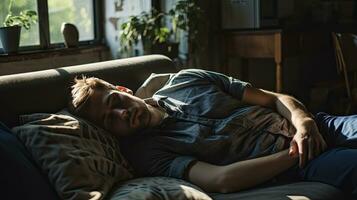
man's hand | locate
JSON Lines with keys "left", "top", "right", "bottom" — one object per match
{"left": 241, "top": 87, "right": 328, "bottom": 168}
{"left": 289, "top": 117, "right": 327, "bottom": 168}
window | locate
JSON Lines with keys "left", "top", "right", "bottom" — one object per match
{"left": 48, "top": 0, "right": 94, "bottom": 43}
{"left": 0, "top": 0, "right": 40, "bottom": 48}
{"left": 0, "top": 0, "right": 99, "bottom": 51}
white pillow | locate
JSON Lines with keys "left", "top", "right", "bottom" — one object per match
{"left": 135, "top": 73, "right": 174, "bottom": 99}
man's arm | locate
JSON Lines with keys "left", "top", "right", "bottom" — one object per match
{"left": 187, "top": 149, "right": 297, "bottom": 193}
{"left": 242, "top": 87, "right": 327, "bottom": 167}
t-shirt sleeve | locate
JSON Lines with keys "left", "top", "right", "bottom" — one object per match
{"left": 174, "top": 69, "right": 251, "bottom": 100}
{"left": 119, "top": 136, "right": 197, "bottom": 180}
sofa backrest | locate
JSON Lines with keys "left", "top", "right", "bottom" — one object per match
{"left": 0, "top": 55, "right": 176, "bottom": 127}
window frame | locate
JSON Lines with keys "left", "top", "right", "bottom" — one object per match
{"left": 9, "top": 0, "right": 103, "bottom": 52}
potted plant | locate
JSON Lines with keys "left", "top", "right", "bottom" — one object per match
{"left": 119, "top": 0, "right": 202, "bottom": 59}
{"left": 0, "top": 0, "right": 37, "bottom": 54}
{"left": 120, "top": 9, "right": 175, "bottom": 58}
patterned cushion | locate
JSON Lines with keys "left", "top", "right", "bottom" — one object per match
{"left": 12, "top": 110, "right": 133, "bottom": 200}
{"left": 109, "top": 177, "right": 212, "bottom": 200}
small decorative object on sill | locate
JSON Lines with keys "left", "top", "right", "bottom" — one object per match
{"left": 61, "top": 23, "right": 79, "bottom": 48}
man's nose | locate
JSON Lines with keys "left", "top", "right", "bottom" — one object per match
{"left": 113, "top": 108, "right": 129, "bottom": 120}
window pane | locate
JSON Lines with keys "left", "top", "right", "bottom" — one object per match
{"left": 48, "top": 0, "right": 94, "bottom": 43}
{"left": 0, "top": 0, "right": 39, "bottom": 48}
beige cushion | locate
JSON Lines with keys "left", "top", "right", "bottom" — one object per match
{"left": 109, "top": 177, "right": 212, "bottom": 200}
{"left": 135, "top": 73, "right": 174, "bottom": 99}
{"left": 12, "top": 110, "right": 133, "bottom": 200}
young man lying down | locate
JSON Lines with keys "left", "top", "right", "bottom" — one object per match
{"left": 69, "top": 69, "right": 357, "bottom": 197}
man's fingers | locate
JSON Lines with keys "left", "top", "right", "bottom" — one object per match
{"left": 298, "top": 138, "right": 308, "bottom": 168}
{"left": 314, "top": 135, "right": 327, "bottom": 157}
{"left": 320, "top": 137, "right": 328, "bottom": 151}
{"left": 308, "top": 138, "right": 314, "bottom": 161}
{"left": 293, "top": 119, "right": 329, "bottom": 168}
{"left": 314, "top": 140, "right": 322, "bottom": 158}
{"left": 317, "top": 137, "right": 325, "bottom": 155}
{"left": 289, "top": 141, "right": 298, "bottom": 157}
{"left": 298, "top": 140, "right": 304, "bottom": 168}
{"left": 292, "top": 132, "right": 324, "bottom": 168}
{"left": 319, "top": 138, "right": 328, "bottom": 155}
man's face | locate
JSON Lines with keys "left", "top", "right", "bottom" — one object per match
{"left": 81, "top": 88, "right": 151, "bottom": 136}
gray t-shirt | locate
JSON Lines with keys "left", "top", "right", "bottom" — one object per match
{"left": 120, "top": 69, "right": 295, "bottom": 180}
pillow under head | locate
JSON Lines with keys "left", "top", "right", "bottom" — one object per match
{"left": 12, "top": 110, "right": 133, "bottom": 200}
{"left": 135, "top": 73, "right": 174, "bottom": 99}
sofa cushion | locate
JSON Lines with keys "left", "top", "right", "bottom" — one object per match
{"left": 109, "top": 176, "right": 212, "bottom": 200}
{"left": 0, "top": 122, "right": 59, "bottom": 200}
{"left": 135, "top": 73, "right": 173, "bottom": 99}
{"left": 209, "top": 181, "right": 350, "bottom": 200}
{"left": 12, "top": 110, "right": 133, "bottom": 200}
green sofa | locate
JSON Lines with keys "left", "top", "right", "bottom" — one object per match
{"left": 0, "top": 55, "right": 350, "bottom": 200}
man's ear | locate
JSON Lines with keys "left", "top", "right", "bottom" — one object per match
{"left": 116, "top": 85, "right": 133, "bottom": 95}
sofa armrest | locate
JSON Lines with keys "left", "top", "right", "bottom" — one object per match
{"left": 0, "top": 55, "right": 176, "bottom": 127}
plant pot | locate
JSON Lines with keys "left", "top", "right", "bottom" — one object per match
{"left": 0, "top": 26, "right": 21, "bottom": 54}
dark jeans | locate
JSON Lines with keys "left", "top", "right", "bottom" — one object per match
{"left": 298, "top": 113, "right": 357, "bottom": 198}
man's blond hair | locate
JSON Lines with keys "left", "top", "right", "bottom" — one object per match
{"left": 69, "top": 76, "right": 116, "bottom": 114}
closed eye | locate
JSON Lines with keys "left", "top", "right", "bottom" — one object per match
{"left": 110, "top": 94, "right": 122, "bottom": 108}
{"left": 104, "top": 93, "right": 122, "bottom": 129}
{"left": 102, "top": 92, "right": 115, "bottom": 129}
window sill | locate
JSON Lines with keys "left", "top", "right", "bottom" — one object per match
{"left": 0, "top": 44, "right": 109, "bottom": 63}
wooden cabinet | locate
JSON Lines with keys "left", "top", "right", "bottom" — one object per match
{"left": 223, "top": 29, "right": 300, "bottom": 92}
